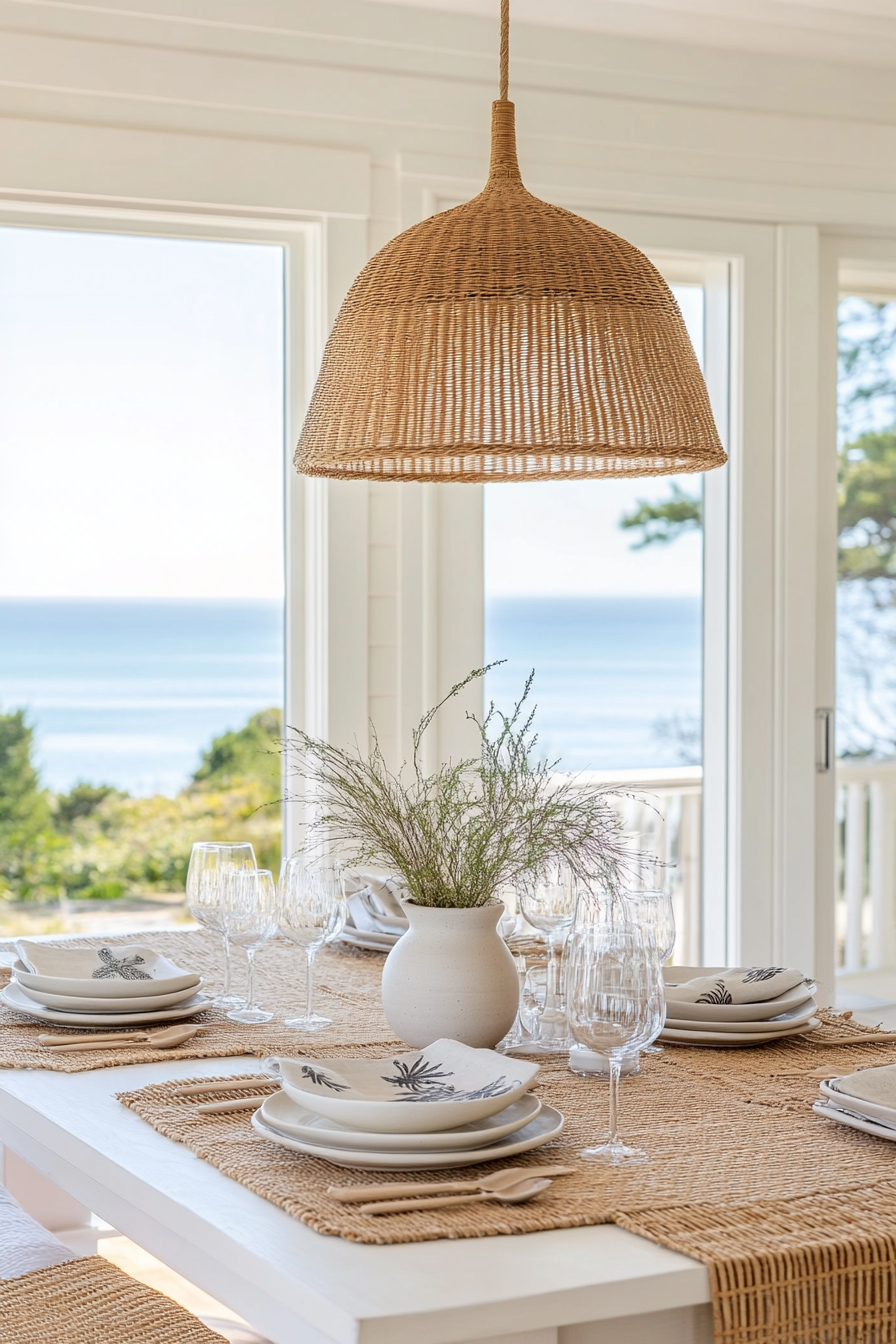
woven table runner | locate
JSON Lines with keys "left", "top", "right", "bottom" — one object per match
{"left": 0, "top": 929, "right": 400, "bottom": 1071}
{"left": 0, "top": 1256, "right": 226, "bottom": 1343}
{"left": 119, "top": 1020, "right": 896, "bottom": 1344}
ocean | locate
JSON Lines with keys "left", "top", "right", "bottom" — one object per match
{"left": 0, "top": 595, "right": 702, "bottom": 796}
{"left": 0, "top": 599, "right": 284, "bottom": 796}
{"left": 485, "top": 596, "right": 702, "bottom": 772}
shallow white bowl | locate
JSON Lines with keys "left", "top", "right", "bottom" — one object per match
{"left": 259, "top": 1090, "right": 543, "bottom": 1152}
{"left": 1, "top": 982, "right": 211, "bottom": 1027}
{"left": 251, "top": 1104, "right": 563, "bottom": 1170}
{"left": 13, "top": 953, "right": 200, "bottom": 999}
{"left": 812, "top": 1100, "right": 896, "bottom": 1142}
{"left": 270, "top": 1039, "right": 540, "bottom": 1134}
{"left": 660, "top": 1018, "right": 820, "bottom": 1046}
{"left": 14, "top": 978, "right": 204, "bottom": 1013}
{"left": 663, "top": 1001, "right": 818, "bottom": 1035}
{"left": 819, "top": 1079, "right": 896, "bottom": 1129}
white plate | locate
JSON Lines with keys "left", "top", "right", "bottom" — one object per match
{"left": 812, "top": 1100, "right": 896, "bottom": 1142}
{"left": 0, "top": 982, "right": 211, "bottom": 1027}
{"left": 663, "top": 1001, "right": 818, "bottom": 1035}
{"left": 14, "top": 978, "right": 204, "bottom": 1013}
{"left": 258, "top": 1090, "right": 543, "bottom": 1152}
{"left": 659, "top": 1018, "right": 820, "bottom": 1046}
{"left": 13, "top": 949, "right": 201, "bottom": 998}
{"left": 663, "top": 979, "right": 816, "bottom": 1023}
{"left": 251, "top": 1104, "right": 565, "bottom": 1170}
{"left": 819, "top": 1080, "right": 896, "bottom": 1129}
{"left": 339, "top": 930, "right": 398, "bottom": 952}
{"left": 273, "top": 1040, "right": 540, "bottom": 1134}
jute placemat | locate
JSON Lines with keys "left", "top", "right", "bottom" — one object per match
{"left": 0, "top": 930, "right": 400, "bottom": 1072}
{"left": 0, "top": 1256, "right": 226, "bottom": 1343}
{"left": 118, "top": 1022, "right": 896, "bottom": 1344}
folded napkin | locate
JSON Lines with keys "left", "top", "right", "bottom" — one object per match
{"left": 342, "top": 870, "right": 409, "bottom": 936}
{"left": 832, "top": 1063, "right": 896, "bottom": 1110}
{"left": 665, "top": 966, "right": 809, "bottom": 1005}
{"left": 16, "top": 940, "right": 182, "bottom": 982}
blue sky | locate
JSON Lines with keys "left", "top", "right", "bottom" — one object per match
{"left": 0, "top": 227, "right": 284, "bottom": 599}
{"left": 0, "top": 228, "right": 702, "bottom": 600}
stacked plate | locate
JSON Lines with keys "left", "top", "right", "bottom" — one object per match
{"left": 814, "top": 1064, "right": 896, "bottom": 1142}
{"left": 659, "top": 965, "right": 819, "bottom": 1046}
{"left": 1, "top": 940, "right": 210, "bottom": 1028}
{"left": 340, "top": 872, "right": 408, "bottom": 952}
{"left": 253, "top": 1038, "right": 564, "bottom": 1170}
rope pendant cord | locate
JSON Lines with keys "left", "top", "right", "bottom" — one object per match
{"left": 499, "top": 0, "right": 509, "bottom": 101}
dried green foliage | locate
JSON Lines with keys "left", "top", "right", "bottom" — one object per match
{"left": 284, "top": 668, "right": 629, "bottom": 909}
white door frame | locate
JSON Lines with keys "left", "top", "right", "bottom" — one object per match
{"left": 388, "top": 197, "right": 827, "bottom": 987}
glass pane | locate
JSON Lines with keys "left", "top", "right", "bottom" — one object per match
{"left": 835, "top": 292, "right": 896, "bottom": 979}
{"left": 0, "top": 228, "right": 284, "bottom": 935}
{"left": 484, "top": 284, "right": 706, "bottom": 957}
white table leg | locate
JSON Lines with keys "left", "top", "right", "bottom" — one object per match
{"left": 0, "top": 1143, "right": 98, "bottom": 1249}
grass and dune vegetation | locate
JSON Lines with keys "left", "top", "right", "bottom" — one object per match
{"left": 0, "top": 707, "right": 282, "bottom": 911}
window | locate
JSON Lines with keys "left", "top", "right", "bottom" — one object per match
{"left": 0, "top": 227, "right": 285, "bottom": 934}
{"left": 835, "top": 275, "right": 896, "bottom": 982}
{"left": 484, "top": 274, "right": 714, "bottom": 960}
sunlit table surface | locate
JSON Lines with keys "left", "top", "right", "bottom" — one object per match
{"left": 0, "top": 1054, "right": 711, "bottom": 1344}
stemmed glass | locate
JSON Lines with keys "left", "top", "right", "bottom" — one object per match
{"left": 518, "top": 865, "right": 578, "bottom": 1051}
{"left": 497, "top": 952, "right": 528, "bottom": 1052}
{"left": 621, "top": 889, "right": 675, "bottom": 1053}
{"left": 278, "top": 854, "right": 346, "bottom": 1031}
{"left": 565, "top": 921, "right": 663, "bottom": 1164}
{"left": 186, "top": 841, "right": 256, "bottom": 1007}
{"left": 224, "top": 869, "right": 279, "bottom": 1024}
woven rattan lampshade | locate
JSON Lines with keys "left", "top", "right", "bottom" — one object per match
{"left": 295, "top": 13, "right": 725, "bottom": 482}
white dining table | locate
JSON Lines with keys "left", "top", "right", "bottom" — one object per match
{"left": 0, "top": 1054, "right": 712, "bottom": 1344}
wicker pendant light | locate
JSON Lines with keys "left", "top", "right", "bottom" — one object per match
{"left": 295, "top": 2, "right": 725, "bottom": 483}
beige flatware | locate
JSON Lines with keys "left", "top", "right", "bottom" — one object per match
{"left": 327, "top": 1165, "right": 575, "bottom": 1203}
{"left": 40, "top": 1029, "right": 161, "bottom": 1046}
{"left": 773, "top": 1068, "right": 849, "bottom": 1079}
{"left": 360, "top": 1176, "right": 553, "bottom": 1215}
{"left": 804, "top": 1031, "right": 896, "bottom": 1045}
{"left": 193, "top": 1094, "right": 269, "bottom": 1115}
{"left": 40, "top": 1025, "right": 209, "bottom": 1053}
{"left": 173, "top": 1077, "right": 278, "bottom": 1098}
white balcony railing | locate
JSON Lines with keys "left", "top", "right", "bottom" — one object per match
{"left": 582, "top": 761, "right": 896, "bottom": 986}
{"left": 836, "top": 758, "right": 896, "bottom": 978}
{"left": 572, "top": 767, "right": 703, "bottom": 966}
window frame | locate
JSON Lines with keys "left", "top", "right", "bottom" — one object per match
{"left": 0, "top": 200, "right": 319, "bottom": 852}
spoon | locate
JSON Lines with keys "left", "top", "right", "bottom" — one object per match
{"left": 328, "top": 1165, "right": 575, "bottom": 1203}
{"left": 39, "top": 1025, "right": 209, "bottom": 1052}
{"left": 360, "top": 1176, "right": 553, "bottom": 1215}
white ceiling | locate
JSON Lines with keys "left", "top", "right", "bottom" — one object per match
{"left": 360, "top": 0, "right": 896, "bottom": 69}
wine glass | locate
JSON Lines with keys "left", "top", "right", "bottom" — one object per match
{"left": 224, "top": 869, "right": 279, "bottom": 1024}
{"left": 186, "top": 841, "right": 256, "bottom": 1007}
{"left": 621, "top": 889, "right": 674, "bottom": 1054}
{"left": 518, "top": 865, "right": 577, "bottom": 1050}
{"left": 278, "top": 854, "right": 346, "bottom": 1031}
{"left": 497, "top": 952, "right": 528, "bottom": 1052}
{"left": 565, "top": 921, "right": 663, "bottom": 1164}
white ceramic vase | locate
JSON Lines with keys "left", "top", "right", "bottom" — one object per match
{"left": 380, "top": 900, "right": 520, "bottom": 1049}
